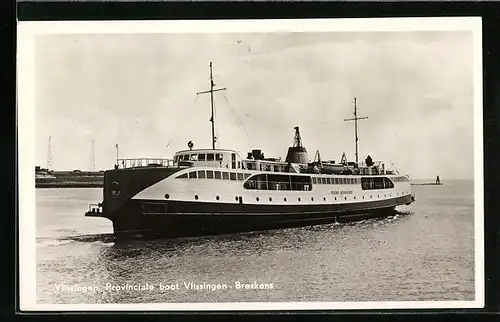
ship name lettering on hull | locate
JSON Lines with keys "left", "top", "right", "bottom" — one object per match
{"left": 331, "top": 190, "right": 353, "bottom": 195}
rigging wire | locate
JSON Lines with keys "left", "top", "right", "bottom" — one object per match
{"left": 214, "top": 95, "right": 220, "bottom": 148}
{"left": 164, "top": 95, "right": 200, "bottom": 151}
{"left": 221, "top": 93, "right": 255, "bottom": 150}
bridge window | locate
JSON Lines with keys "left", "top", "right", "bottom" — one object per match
{"left": 207, "top": 153, "right": 215, "bottom": 161}
{"left": 206, "top": 170, "right": 214, "bottom": 179}
{"left": 321, "top": 177, "right": 327, "bottom": 184}
{"left": 190, "top": 154, "right": 198, "bottom": 161}
{"left": 230, "top": 172, "right": 237, "bottom": 180}
{"left": 216, "top": 153, "right": 223, "bottom": 161}
{"left": 214, "top": 171, "right": 222, "bottom": 179}
{"left": 222, "top": 172, "right": 229, "bottom": 180}
{"left": 176, "top": 173, "right": 188, "bottom": 179}
{"left": 197, "top": 170, "right": 206, "bottom": 179}
{"left": 188, "top": 171, "right": 197, "bottom": 179}
{"left": 183, "top": 155, "right": 190, "bottom": 161}
{"left": 237, "top": 173, "right": 244, "bottom": 181}
{"left": 312, "top": 177, "right": 317, "bottom": 184}
{"left": 198, "top": 154, "right": 206, "bottom": 161}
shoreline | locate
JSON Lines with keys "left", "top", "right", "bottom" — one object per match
{"left": 35, "top": 182, "right": 103, "bottom": 188}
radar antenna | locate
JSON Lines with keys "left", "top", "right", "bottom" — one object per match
{"left": 314, "top": 150, "right": 322, "bottom": 164}
{"left": 341, "top": 152, "right": 348, "bottom": 165}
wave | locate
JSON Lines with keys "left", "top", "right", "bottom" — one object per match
{"left": 36, "top": 233, "right": 116, "bottom": 248}
{"left": 36, "top": 238, "right": 75, "bottom": 248}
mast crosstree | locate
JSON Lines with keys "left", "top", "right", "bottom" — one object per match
{"left": 196, "top": 62, "right": 227, "bottom": 150}
{"left": 344, "top": 97, "right": 369, "bottom": 165}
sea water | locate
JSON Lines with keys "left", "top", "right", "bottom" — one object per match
{"left": 34, "top": 180, "right": 475, "bottom": 304}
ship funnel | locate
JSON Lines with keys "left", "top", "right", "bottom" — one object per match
{"left": 285, "top": 126, "right": 309, "bottom": 165}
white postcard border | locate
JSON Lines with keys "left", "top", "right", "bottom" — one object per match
{"left": 17, "top": 17, "right": 484, "bottom": 311}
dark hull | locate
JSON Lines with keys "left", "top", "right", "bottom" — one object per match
{"left": 94, "top": 194, "right": 414, "bottom": 240}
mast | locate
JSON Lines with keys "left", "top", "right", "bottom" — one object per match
{"left": 344, "top": 97, "right": 369, "bottom": 165}
{"left": 196, "top": 62, "right": 227, "bottom": 150}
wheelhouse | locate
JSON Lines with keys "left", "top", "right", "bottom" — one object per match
{"left": 173, "top": 149, "right": 245, "bottom": 170}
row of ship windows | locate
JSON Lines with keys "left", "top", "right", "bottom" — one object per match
{"left": 392, "top": 176, "right": 410, "bottom": 182}
{"left": 313, "top": 177, "right": 359, "bottom": 185}
{"left": 177, "top": 170, "right": 251, "bottom": 181}
{"left": 162, "top": 192, "right": 407, "bottom": 202}
{"left": 174, "top": 153, "right": 224, "bottom": 162}
{"left": 177, "top": 171, "right": 392, "bottom": 187}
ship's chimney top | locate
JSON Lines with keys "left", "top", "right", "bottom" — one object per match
{"left": 293, "top": 126, "right": 303, "bottom": 148}
{"left": 286, "top": 126, "right": 308, "bottom": 165}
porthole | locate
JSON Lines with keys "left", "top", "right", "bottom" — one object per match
{"left": 235, "top": 196, "right": 238, "bottom": 201}
{"left": 354, "top": 196, "right": 356, "bottom": 200}
{"left": 298, "top": 197, "right": 301, "bottom": 202}
{"left": 284, "top": 197, "right": 287, "bottom": 202}
{"left": 334, "top": 197, "right": 337, "bottom": 201}
{"left": 194, "top": 195, "right": 199, "bottom": 200}
{"left": 370, "top": 195, "right": 372, "bottom": 199}
{"left": 256, "top": 197, "right": 260, "bottom": 201}
{"left": 323, "top": 197, "right": 326, "bottom": 201}
{"left": 216, "top": 196, "right": 220, "bottom": 201}
{"left": 311, "top": 197, "right": 314, "bottom": 201}
{"left": 344, "top": 197, "right": 347, "bottom": 200}
{"left": 362, "top": 196, "right": 364, "bottom": 199}
{"left": 269, "top": 197, "right": 272, "bottom": 202}
{"left": 164, "top": 194, "right": 170, "bottom": 199}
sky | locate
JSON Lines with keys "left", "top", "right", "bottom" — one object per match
{"left": 34, "top": 31, "right": 475, "bottom": 179}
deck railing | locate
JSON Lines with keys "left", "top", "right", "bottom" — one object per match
{"left": 116, "top": 158, "right": 175, "bottom": 169}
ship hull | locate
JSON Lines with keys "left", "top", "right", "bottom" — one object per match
{"left": 106, "top": 194, "right": 413, "bottom": 240}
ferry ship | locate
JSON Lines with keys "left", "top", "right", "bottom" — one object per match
{"left": 85, "top": 62, "right": 415, "bottom": 240}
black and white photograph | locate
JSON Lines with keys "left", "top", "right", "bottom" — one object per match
{"left": 18, "top": 18, "right": 483, "bottom": 310}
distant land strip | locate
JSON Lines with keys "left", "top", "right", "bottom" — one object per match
{"left": 35, "top": 170, "right": 104, "bottom": 188}
{"left": 36, "top": 182, "right": 103, "bottom": 188}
